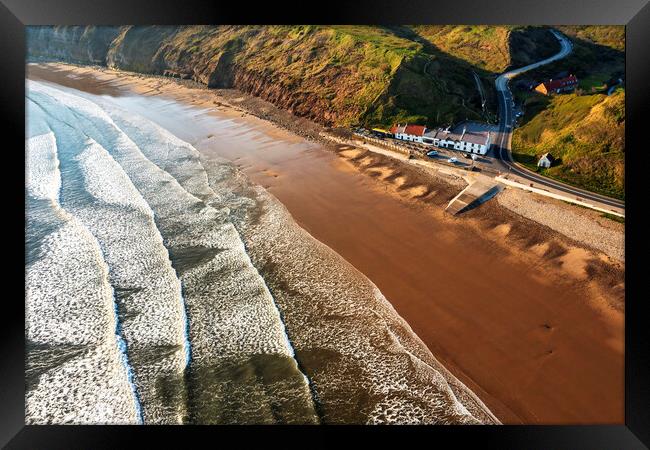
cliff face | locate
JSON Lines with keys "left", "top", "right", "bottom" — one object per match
{"left": 25, "top": 25, "right": 565, "bottom": 129}
{"left": 27, "top": 26, "right": 122, "bottom": 65}
{"left": 28, "top": 25, "right": 494, "bottom": 127}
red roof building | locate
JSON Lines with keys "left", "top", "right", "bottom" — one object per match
{"left": 535, "top": 75, "right": 578, "bottom": 95}
{"left": 390, "top": 123, "right": 427, "bottom": 137}
{"left": 403, "top": 124, "right": 427, "bottom": 136}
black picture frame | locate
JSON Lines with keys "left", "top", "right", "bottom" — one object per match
{"left": 2, "top": 0, "right": 648, "bottom": 447}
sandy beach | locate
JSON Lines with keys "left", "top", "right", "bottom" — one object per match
{"left": 28, "top": 63, "right": 625, "bottom": 424}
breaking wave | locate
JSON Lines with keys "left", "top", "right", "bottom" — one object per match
{"left": 25, "top": 106, "right": 141, "bottom": 424}
{"left": 25, "top": 80, "right": 498, "bottom": 424}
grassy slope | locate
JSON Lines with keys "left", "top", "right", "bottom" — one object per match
{"left": 558, "top": 25, "right": 625, "bottom": 51}
{"left": 28, "top": 25, "right": 560, "bottom": 130}
{"left": 28, "top": 25, "right": 625, "bottom": 197}
{"left": 521, "top": 26, "right": 624, "bottom": 92}
{"left": 512, "top": 90, "right": 624, "bottom": 199}
{"left": 511, "top": 26, "right": 624, "bottom": 199}
{"left": 146, "top": 25, "right": 503, "bottom": 128}
{"left": 359, "top": 25, "right": 554, "bottom": 127}
{"left": 361, "top": 26, "right": 491, "bottom": 128}
{"left": 408, "top": 25, "right": 560, "bottom": 73}
{"left": 158, "top": 25, "right": 432, "bottom": 126}
{"left": 408, "top": 25, "right": 513, "bottom": 73}
{"left": 149, "top": 25, "right": 567, "bottom": 128}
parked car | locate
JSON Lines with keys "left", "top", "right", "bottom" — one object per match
{"left": 447, "top": 157, "right": 458, "bottom": 163}
{"left": 426, "top": 150, "right": 438, "bottom": 158}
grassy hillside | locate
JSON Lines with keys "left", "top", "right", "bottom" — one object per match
{"left": 509, "top": 26, "right": 624, "bottom": 199}
{"left": 29, "top": 25, "right": 564, "bottom": 129}
{"left": 557, "top": 25, "right": 624, "bottom": 51}
{"left": 406, "top": 25, "right": 560, "bottom": 73}
{"left": 512, "top": 90, "right": 624, "bottom": 199}
{"left": 408, "top": 25, "right": 512, "bottom": 73}
{"left": 155, "top": 25, "right": 491, "bottom": 128}
{"left": 521, "top": 26, "right": 624, "bottom": 93}
{"left": 508, "top": 26, "right": 561, "bottom": 68}
{"left": 27, "top": 25, "right": 625, "bottom": 198}
{"left": 362, "top": 25, "right": 559, "bottom": 127}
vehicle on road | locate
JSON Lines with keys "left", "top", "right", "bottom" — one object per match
{"left": 426, "top": 150, "right": 438, "bottom": 157}
{"left": 448, "top": 157, "right": 458, "bottom": 163}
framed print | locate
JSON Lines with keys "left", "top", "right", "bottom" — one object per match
{"left": 1, "top": 0, "right": 649, "bottom": 447}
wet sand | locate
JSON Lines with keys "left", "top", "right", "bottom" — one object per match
{"left": 28, "top": 63, "right": 624, "bottom": 424}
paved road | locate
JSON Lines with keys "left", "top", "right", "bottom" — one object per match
{"left": 493, "top": 29, "right": 625, "bottom": 210}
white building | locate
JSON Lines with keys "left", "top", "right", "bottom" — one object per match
{"left": 423, "top": 126, "right": 492, "bottom": 155}
{"left": 537, "top": 153, "right": 556, "bottom": 168}
{"left": 390, "top": 124, "right": 428, "bottom": 143}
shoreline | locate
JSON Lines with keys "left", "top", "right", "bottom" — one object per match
{"left": 28, "top": 62, "right": 623, "bottom": 263}
{"left": 27, "top": 62, "right": 625, "bottom": 424}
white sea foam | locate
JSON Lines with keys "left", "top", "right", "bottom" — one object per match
{"left": 25, "top": 114, "right": 139, "bottom": 424}
{"left": 104, "top": 104, "right": 303, "bottom": 358}
{"left": 206, "top": 164, "right": 497, "bottom": 424}
{"left": 25, "top": 132, "right": 61, "bottom": 202}
{"left": 27, "top": 81, "right": 318, "bottom": 424}
{"left": 25, "top": 79, "right": 497, "bottom": 424}
{"left": 27, "top": 86, "right": 191, "bottom": 423}
{"left": 104, "top": 103, "right": 318, "bottom": 398}
{"left": 99, "top": 87, "right": 495, "bottom": 424}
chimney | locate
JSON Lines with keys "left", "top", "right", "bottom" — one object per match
{"left": 461, "top": 126, "right": 466, "bottom": 140}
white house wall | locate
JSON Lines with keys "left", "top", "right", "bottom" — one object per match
{"left": 395, "top": 132, "right": 490, "bottom": 155}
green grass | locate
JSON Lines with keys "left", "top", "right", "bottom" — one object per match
{"left": 409, "top": 25, "right": 513, "bottom": 72}
{"left": 557, "top": 26, "right": 625, "bottom": 52}
{"left": 601, "top": 213, "right": 625, "bottom": 223}
{"left": 521, "top": 26, "right": 624, "bottom": 94}
{"left": 512, "top": 90, "right": 624, "bottom": 200}
{"left": 578, "top": 73, "right": 609, "bottom": 92}
{"left": 511, "top": 26, "right": 625, "bottom": 200}
{"left": 32, "top": 23, "right": 625, "bottom": 188}
{"left": 516, "top": 93, "right": 602, "bottom": 141}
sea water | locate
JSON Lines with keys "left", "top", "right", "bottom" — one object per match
{"left": 25, "top": 80, "right": 495, "bottom": 424}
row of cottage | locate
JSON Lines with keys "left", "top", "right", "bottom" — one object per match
{"left": 389, "top": 124, "right": 492, "bottom": 155}
{"left": 385, "top": 123, "right": 557, "bottom": 168}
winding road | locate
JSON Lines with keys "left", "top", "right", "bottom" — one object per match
{"left": 493, "top": 29, "right": 625, "bottom": 210}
